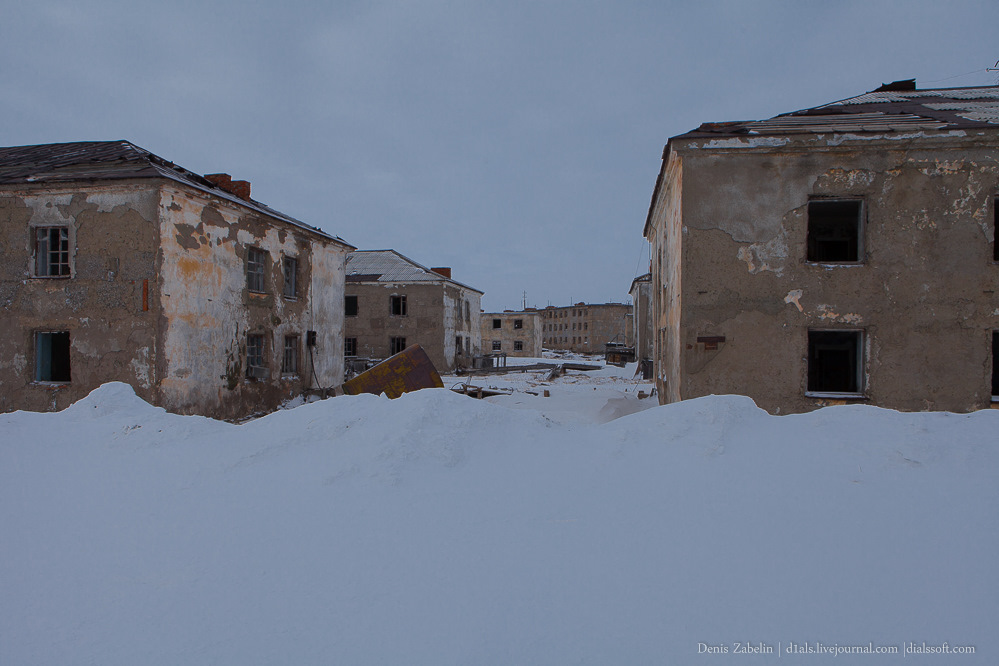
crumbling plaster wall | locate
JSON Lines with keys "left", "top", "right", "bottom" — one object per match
{"left": 345, "top": 282, "right": 451, "bottom": 371}
{"left": 647, "top": 151, "right": 683, "bottom": 403}
{"left": 673, "top": 132, "right": 999, "bottom": 413}
{"left": 0, "top": 183, "right": 160, "bottom": 413}
{"left": 443, "top": 284, "right": 482, "bottom": 367}
{"left": 156, "top": 185, "right": 346, "bottom": 419}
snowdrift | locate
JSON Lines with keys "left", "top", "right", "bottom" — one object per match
{"left": 2, "top": 383, "right": 996, "bottom": 664}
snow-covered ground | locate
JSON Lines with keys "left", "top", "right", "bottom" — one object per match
{"left": 2, "top": 367, "right": 997, "bottom": 664}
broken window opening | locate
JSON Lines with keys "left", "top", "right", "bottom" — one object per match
{"left": 282, "top": 256, "right": 298, "bottom": 299}
{"left": 246, "top": 334, "right": 268, "bottom": 379}
{"left": 390, "top": 337, "right": 407, "bottom": 355}
{"left": 492, "top": 318, "right": 502, "bottom": 329}
{"left": 390, "top": 295, "right": 407, "bottom": 316}
{"left": 514, "top": 340, "right": 524, "bottom": 352}
{"left": 35, "top": 331, "right": 71, "bottom": 382}
{"left": 247, "top": 247, "right": 267, "bottom": 293}
{"left": 807, "top": 199, "right": 863, "bottom": 263}
{"left": 34, "top": 227, "right": 71, "bottom": 277}
{"left": 345, "top": 295, "right": 358, "bottom": 317}
{"left": 992, "top": 331, "right": 999, "bottom": 399}
{"left": 345, "top": 337, "right": 357, "bottom": 357}
{"left": 492, "top": 340, "right": 502, "bottom": 351}
{"left": 282, "top": 335, "right": 299, "bottom": 375}
{"left": 514, "top": 319, "right": 523, "bottom": 329}
{"left": 994, "top": 198, "right": 998, "bottom": 262}
{"left": 807, "top": 329, "right": 863, "bottom": 396}
{"left": 456, "top": 336, "right": 463, "bottom": 354}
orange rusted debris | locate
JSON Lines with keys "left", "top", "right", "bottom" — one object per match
{"left": 340, "top": 344, "right": 443, "bottom": 399}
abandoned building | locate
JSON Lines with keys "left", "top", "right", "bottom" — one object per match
{"left": 643, "top": 81, "right": 999, "bottom": 414}
{"left": 481, "top": 309, "right": 543, "bottom": 357}
{"left": 0, "top": 140, "right": 354, "bottom": 419}
{"left": 540, "top": 303, "right": 633, "bottom": 354}
{"left": 344, "top": 250, "right": 482, "bottom": 372}
{"left": 629, "top": 272, "right": 653, "bottom": 372}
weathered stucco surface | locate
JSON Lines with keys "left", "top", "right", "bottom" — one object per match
{"left": 1, "top": 179, "right": 348, "bottom": 419}
{"left": 156, "top": 185, "right": 347, "bottom": 419}
{"left": 0, "top": 183, "right": 160, "bottom": 413}
{"left": 344, "top": 281, "right": 481, "bottom": 372}
{"left": 648, "top": 131, "right": 999, "bottom": 413}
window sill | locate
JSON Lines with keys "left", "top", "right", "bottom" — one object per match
{"left": 32, "top": 381, "right": 70, "bottom": 386}
{"left": 282, "top": 295, "right": 298, "bottom": 302}
{"left": 31, "top": 275, "right": 71, "bottom": 279}
{"left": 805, "top": 261, "right": 865, "bottom": 267}
{"left": 805, "top": 391, "right": 867, "bottom": 400}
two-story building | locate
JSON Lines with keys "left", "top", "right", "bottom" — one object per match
{"left": 344, "top": 250, "right": 482, "bottom": 372}
{"left": 481, "top": 310, "right": 542, "bottom": 357}
{"left": 0, "top": 141, "right": 353, "bottom": 419}
{"left": 644, "top": 81, "right": 999, "bottom": 413}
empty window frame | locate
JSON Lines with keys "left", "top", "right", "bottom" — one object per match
{"left": 345, "top": 295, "right": 358, "bottom": 317}
{"left": 807, "top": 329, "right": 864, "bottom": 396}
{"left": 807, "top": 199, "right": 863, "bottom": 263}
{"left": 994, "top": 198, "right": 998, "bottom": 262}
{"left": 492, "top": 340, "right": 502, "bottom": 351}
{"left": 993, "top": 331, "right": 999, "bottom": 400}
{"left": 282, "top": 256, "right": 298, "bottom": 299}
{"left": 247, "top": 247, "right": 267, "bottom": 293}
{"left": 514, "top": 319, "right": 523, "bottom": 329}
{"left": 282, "top": 335, "right": 299, "bottom": 375}
{"left": 345, "top": 337, "right": 357, "bottom": 357}
{"left": 390, "top": 337, "right": 407, "bottom": 355}
{"left": 492, "top": 318, "right": 502, "bottom": 329}
{"left": 514, "top": 340, "right": 524, "bottom": 352}
{"left": 456, "top": 336, "right": 463, "bottom": 354}
{"left": 34, "top": 227, "right": 71, "bottom": 277}
{"left": 35, "top": 331, "right": 71, "bottom": 382}
{"left": 246, "top": 333, "right": 268, "bottom": 379}
{"left": 390, "top": 295, "right": 407, "bottom": 316}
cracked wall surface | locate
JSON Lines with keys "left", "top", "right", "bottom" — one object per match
{"left": 648, "top": 131, "right": 999, "bottom": 413}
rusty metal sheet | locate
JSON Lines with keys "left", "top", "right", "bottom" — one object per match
{"left": 340, "top": 344, "right": 443, "bottom": 399}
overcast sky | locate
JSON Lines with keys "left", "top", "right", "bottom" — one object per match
{"left": 3, "top": 1, "right": 997, "bottom": 311}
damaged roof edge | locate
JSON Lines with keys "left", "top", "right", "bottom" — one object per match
{"left": 347, "top": 249, "right": 485, "bottom": 295}
{"left": 0, "top": 140, "right": 355, "bottom": 251}
{"left": 643, "top": 141, "right": 672, "bottom": 240}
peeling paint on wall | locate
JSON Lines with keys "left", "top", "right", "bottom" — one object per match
{"left": 784, "top": 289, "right": 804, "bottom": 313}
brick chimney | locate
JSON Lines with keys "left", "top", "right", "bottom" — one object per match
{"left": 205, "top": 173, "right": 251, "bottom": 200}
{"left": 431, "top": 267, "right": 452, "bottom": 279}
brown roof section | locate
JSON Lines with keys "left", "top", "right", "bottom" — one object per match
{"left": 0, "top": 140, "right": 353, "bottom": 247}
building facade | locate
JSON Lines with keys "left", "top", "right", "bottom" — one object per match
{"left": 540, "top": 303, "right": 632, "bottom": 354}
{"left": 481, "top": 310, "right": 542, "bottom": 357}
{"left": 344, "top": 250, "right": 482, "bottom": 372}
{"left": 644, "top": 82, "right": 999, "bottom": 413}
{"left": 630, "top": 273, "right": 653, "bottom": 365}
{"left": 0, "top": 141, "right": 353, "bottom": 419}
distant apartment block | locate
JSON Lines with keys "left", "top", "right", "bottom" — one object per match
{"left": 541, "top": 303, "right": 633, "bottom": 354}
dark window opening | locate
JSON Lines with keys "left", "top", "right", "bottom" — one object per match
{"left": 35, "top": 227, "right": 71, "bottom": 277}
{"left": 808, "top": 330, "right": 863, "bottom": 395}
{"left": 514, "top": 319, "right": 523, "bottom": 329}
{"left": 246, "top": 334, "right": 268, "bottom": 379}
{"left": 390, "top": 337, "right": 407, "bottom": 355}
{"left": 282, "top": 335, "right": 299, "bottom": 375}
{"left": 456, "top": 336, "right": 463, "bottom": 354}
{"left": 35, "top": 331, "right": 71, "bottom": 382}
{"left": 345, "top": 295, "right": 358, "bottom": 316}
{"left": 492, "top": 318, "right": 502, "bottom": 329}
{"left": 994, "top": 199, "right": 998, "bottom": 262}
{"left": 807, "top": 199, "right": 862, "bottom": 263}
{"left": 992, "top": 332, "right": 999, "bottom": 398}
{"left": 247, "top": 248, "right": 267, "bottom": 293}
{"left": 492, "top": 340, "right": 502, "bottom": 351}
{"left": 345, "top": 337, "right": 357, "bottom": 357}
{"left": 514, "top": 340, "right": 524, "bottom": 351}
{"left": 390, "top": 295, "right": 407, "bottom": 316}
{"left": 282, "top": 257, "right": 298, "bottom": 298}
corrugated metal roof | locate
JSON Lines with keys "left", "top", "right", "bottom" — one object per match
{"left": 0, "top": 141, "right": 352, "bottom": 247}
{"left": 346, "top": 250, "right": 484, "bottom": 294}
